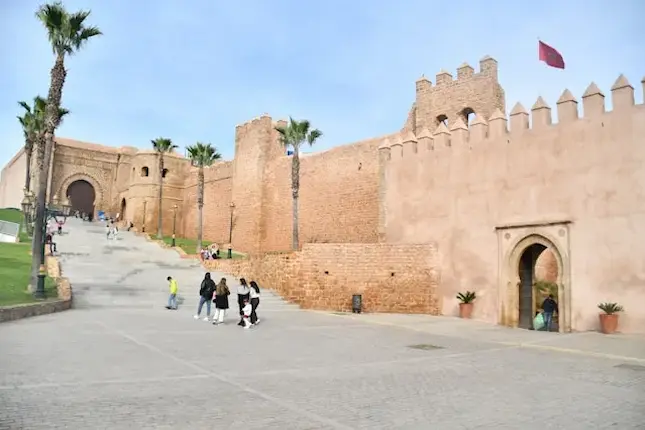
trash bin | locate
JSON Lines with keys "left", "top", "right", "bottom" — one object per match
{"left": 352, "top": 294, "right": 362, "bottom": 314}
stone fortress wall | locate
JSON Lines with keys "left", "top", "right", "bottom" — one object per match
{"left": 1, "top": 56, "right": 643, "bottom": 333}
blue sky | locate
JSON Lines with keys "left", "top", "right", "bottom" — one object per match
{"left": 1, "top": 0, "right": 644, "bottom": 169}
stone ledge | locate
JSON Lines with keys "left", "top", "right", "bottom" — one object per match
{"left": 0, "top": 256, "right": 73, "bottom": 323}
{"left": 0, "top": 300, "right": 72, "bottom": 323}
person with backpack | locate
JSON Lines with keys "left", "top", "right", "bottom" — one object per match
{"left": 194, "top": 272, "right": 215, "bottom": 321}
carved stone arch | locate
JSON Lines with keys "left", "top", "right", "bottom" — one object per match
{"left": 58, "top": 172, "right": 105, "bottom": 212}
{"left": 497, "top": 222, "right": 572, "bottom": 333}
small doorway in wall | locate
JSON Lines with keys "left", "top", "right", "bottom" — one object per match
{"left": 120, "top": 198, "right": 126, "bottom": 221}
{"left": 518, "top": 244, "right": 560, "bottom": 330}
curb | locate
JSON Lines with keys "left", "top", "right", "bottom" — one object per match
{"left": 0, "top": 256, "right": 73, "bottom": 323}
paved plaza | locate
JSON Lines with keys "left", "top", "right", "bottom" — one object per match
{"left": 1, "top": 219, "right": 644, "bottom": 429}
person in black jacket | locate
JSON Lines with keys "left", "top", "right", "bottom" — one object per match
{"left": 194, "top": 272, "right": 216, "bottom": 321}
{"left": 541, "top": 294, "right": 559, "bottom": 332}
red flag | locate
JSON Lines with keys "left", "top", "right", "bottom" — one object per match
{"left": 538, "top": 40, "right": 565, "bottom": 69}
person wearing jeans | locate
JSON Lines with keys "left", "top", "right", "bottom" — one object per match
{"left": 541, "top": 294, "right": 559, "bottom": 332}
{"left": 194, "top": 272, "right": 215, "bottom": 321}
{"left": 166, "top": 276, "right": 178, "bottom": 310}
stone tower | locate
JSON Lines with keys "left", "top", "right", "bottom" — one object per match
{"left": 402, "top": 56, "right": 505, "bottom": 133}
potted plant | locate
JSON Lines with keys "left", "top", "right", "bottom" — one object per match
{"left": 598, "top": 302, "right": 624, "bottom": 334}
{"left": 457, "top": 291, "right": 477, "bottom": 319}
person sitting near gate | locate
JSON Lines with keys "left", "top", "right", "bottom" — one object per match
{"left": 209, "top": 243, "right": 219, "bottom": 259}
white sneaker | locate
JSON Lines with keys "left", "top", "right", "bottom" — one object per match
{"left": 193, "top": 315, "right": 199, "bottom": 320}
{"left": 203, "top": 317, "right": 209, "bottom": 322}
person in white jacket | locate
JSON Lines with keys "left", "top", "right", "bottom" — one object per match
{"left": 241, "top": 299, "right": 253, "bottom": 329}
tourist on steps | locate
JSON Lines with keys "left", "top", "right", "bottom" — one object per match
{"left": 212, "top": 278, "right": 230, "bottom": 325}
{"left": 194, "top": 272, "right": 215, "bottom": 321}
{"left": 165, "top": 276, "right": 178, "bottom": 310}
{"left": 236, "top": 278, "right": 250, "bottom": 326}
{"left": 249, "top": 281, "right": 261, "bottom": 325}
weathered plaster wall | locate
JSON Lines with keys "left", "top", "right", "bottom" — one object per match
{"left": 382, "top": 76, "right": 645, "bottom": 333}
{"left": 0, "top": 149, "right": 26, "bottom": 209}
{"left": 260, "top": 136, "right": 384, "bottom": 252}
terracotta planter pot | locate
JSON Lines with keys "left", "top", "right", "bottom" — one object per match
{"left": 459, "top": 303, "right": 474, "bottom": 319}
{"left": 599, "top": 313, "right": 619, "bottom": 334}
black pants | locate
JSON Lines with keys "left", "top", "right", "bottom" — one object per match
{"left": 250, "top": 298, "right": 260, "bottom": 324}
{"left": 237, "top": 293, "right": 249, "bottom": 316}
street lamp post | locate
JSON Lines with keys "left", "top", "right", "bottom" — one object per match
{"left": 21, "top": 189, "right": 71, "bottom": 299}
{"left": 171, "top": 204, "right": 178, "bottom": 247}
{"left": 228, "top": 202, "right": 235, "bottom": 259}
{"left": 142, "top": 200, "right": 147, "bottom": 233}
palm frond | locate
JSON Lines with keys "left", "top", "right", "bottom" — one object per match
{"left": 187, "top": 142, "right": 222, "bottom": 167}
{"left": 151, "top": 137, "right": 177, "bottom": 153}
{"left": 36, "top": 1, "right": 101, "bottom": 56}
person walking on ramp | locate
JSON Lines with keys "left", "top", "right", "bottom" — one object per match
{"left": 212, "top": 278, "right": 230, "bottom": 325}
{"left": 194, "top": 272, "right": 215, "bottom": 321}
{"left": 249, "top": 281, "right": 261, "bottom": 325}
{"left": 165, "top": 276, "right": 179, "bottom": 310}
{"left": 236, "top": 278, "right": 250, "bottom": 326}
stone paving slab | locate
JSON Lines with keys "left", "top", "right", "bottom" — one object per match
{"left": 323, "top": 312, "right": 645, "bottom": 362}
{"left": 1, "top": 219, "right": 645, "bottom": 429}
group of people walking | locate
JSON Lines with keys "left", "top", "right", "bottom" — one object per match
{"left": 193, "top": 273, "right": 261, "bottom": 329}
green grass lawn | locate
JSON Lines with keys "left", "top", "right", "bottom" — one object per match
{"left": 0, "top": 242, "right": 57, "bottom": 306}
{"left": 0, "top": 207, "right": 30, "bottom": 242}
{"left": 160, "top": 235, "right": 245, "bottom": 259}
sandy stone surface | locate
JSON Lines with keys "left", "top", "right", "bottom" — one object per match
{"left": 1, "top": 219, "right": 644, "bottom": 429}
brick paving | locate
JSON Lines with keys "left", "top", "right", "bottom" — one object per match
{"left": 1, "top": 219, "right": 644, "bottom": 429}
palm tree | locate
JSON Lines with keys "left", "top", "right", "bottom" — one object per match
{"left": 151, "top": 138, "right": 178, "bottom": 239}
{"left": 274, "top": 118, "right": 323, "bottom": 250}
{"left": 17, "top": 97, "right": 69, "bottom": 193}
{"left": 186, "top": 142, "right": 222, "bottom": 252}
{"left": 30, "top": 1, "right": 101, "bottom": 292}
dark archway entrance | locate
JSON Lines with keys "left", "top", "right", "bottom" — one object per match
{"left": 518, "top": 243, "right": 547, "bottom": 329}
{"left": 66, "top": 180, "right": 96, "bottom": 216}
{"left": 120, "top": 198, "right": 126, "bottom": 220}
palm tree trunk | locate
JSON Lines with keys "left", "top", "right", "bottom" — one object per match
{"left": 196, "top": 167, "right": 204, "bottom": 253}
{"left": 30, "top": 54, "right": 66, "bottom": 292}
{"left": 291, "top": 149, "right": 300, "bottom": 251}
{"left": 156, "top": 155, "right": 164, "bottom": 239}
{"left": 24, "top": 146, "right": 32, "bottom": 192}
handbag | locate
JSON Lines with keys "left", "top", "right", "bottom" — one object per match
{"left": 533, "top": 313, "right": 545, "bottom": 330}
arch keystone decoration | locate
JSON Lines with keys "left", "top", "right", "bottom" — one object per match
{"left": 58, "top": 173, "right": 105, "bottom": 213}
{"left": 496, "top": 220, "right": 572, "bottom": 333}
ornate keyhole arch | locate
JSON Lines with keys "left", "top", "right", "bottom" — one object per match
{"left": 497, "top": 222, "right": 572, "bottom": 333}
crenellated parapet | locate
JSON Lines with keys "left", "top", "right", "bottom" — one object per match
{"left": 385, "top": 74, "right": 643, "bottom": 161}
{"left": 403, "top": 56, "right": 506, "bottom": 135}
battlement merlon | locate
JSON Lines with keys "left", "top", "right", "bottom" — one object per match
{"left": 385, "top": 74, "right": 643, "bottom": 162}
{"left": 407, "top": 56, "right": 505, "bottom": 135}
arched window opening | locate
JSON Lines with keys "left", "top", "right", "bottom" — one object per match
{"left": 162, "top": 168, "right": 169, "bottom": 178}
{"left": 436, "top": 114, "right": 448, "bottom": 127}
{"left": 461, "top": 107, "right": 476, "bottom": 126}
{"left": 141, "top": 166, "right": 149, "bottom": 177}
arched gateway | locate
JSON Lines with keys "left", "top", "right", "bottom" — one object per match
{"left": 58, "top": 173, "right": 104, "bottom": 217}
{"left": 497, "top": 222, "right": 572, "bottom": 333}
{"left": 66, "top": 180, "right": 96, "bottom": 216}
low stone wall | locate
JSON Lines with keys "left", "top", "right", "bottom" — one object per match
{"left": 204, "top": 243, "right": 440, "bottom": 314}
{"left": 0, "top": 256, "right": 73, "bottom": 323}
